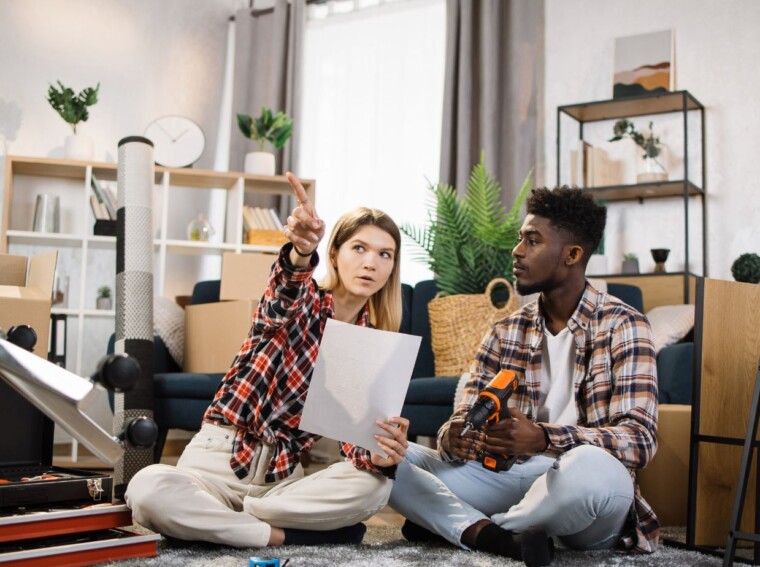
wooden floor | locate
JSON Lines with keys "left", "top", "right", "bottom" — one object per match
{"left": 52, "top": 446, "right": 405, "bottom": 529}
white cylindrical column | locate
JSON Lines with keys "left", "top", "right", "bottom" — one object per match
{"left": 113, "top": 136, "right": 155, "bottom": 499}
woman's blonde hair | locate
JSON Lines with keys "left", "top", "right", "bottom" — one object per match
{"left": 320, "top": 207, "right": 402, "bottom": 332}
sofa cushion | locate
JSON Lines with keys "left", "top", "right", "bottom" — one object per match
{"left": 647, "top": 304, "right": 695, "bottom": 354}
{"left": 154, "top": 296, "right": 185, "bottom": 367}
{"left": 409, "top": 280, "right": 439, "bottom": 379}
{"left": 400, "top": 283, "right": 413, "bottom": 335}
{"left": 153, "top": 372, "right": 224, "bottom": 399}
{"left": 657, "top": 342, "right": 693, "bottom": 404}
{"left": 404, "top": 376, "right": 459, "bottom": 404}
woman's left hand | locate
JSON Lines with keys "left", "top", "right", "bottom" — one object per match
{"left": 370, "top": 416, "right": 410, "bottom": 468}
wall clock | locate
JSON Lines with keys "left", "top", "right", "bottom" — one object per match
{"left": 144, "top": 115, "right": 205, "bottom": 168}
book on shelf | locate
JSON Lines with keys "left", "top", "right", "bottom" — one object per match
{"left": 267, "top": 207, "right": 283, "bottom": 230}
{"left": 90, "top": 174, "right": 115, "bottom": 220}
{"left": 89, "top": 195, "right": 109, "bottom": 221}
{"left": 253, "top": 207, "right": 273, "bottom": 230}
{"left": 570, "top": 141, "right": 593, "bottom": 188}
{"left": 102, "top": 183, "right": 118, "bottom": 215}
{"left": 243, "top": 206, "right": 283, "bottom": 231}
{"left": 242, "top": 206, "right": 256, "bottom": 231}
{"left": 589, "top": 146, "right": 621, "bottom": 187}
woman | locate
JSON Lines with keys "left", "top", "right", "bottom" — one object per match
{"left": 127, "top": 172, "right": 410, "bottom": 548}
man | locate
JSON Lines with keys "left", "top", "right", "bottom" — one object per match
{"left": 389, "top": 187, "right": 658, "bottom": 567}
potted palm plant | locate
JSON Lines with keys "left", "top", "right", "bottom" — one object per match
{"left": 401, "top": 154, "right": 532, "bottom": 376}
{"left": 237, "top": 107, "right": 293, "bottom": 175}
{"left": 47, "top": 80, "right": 100, "bottom": 161}
{"left": 402, "top": 153, "right": 531, "bottom": 296}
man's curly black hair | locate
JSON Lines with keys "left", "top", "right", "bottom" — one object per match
{"left": 526, "top": 187, "right": 607, "bottom": 262}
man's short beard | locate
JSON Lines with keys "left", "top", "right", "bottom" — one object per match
{"left": 515, "top": 280, "right": 544, "bottom": 296}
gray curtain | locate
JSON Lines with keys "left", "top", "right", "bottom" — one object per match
{"left": 440, "top": 0, "right": 543, "bottom": 203}
{"left": 230, "top": 0, "right": 305, "bottom": 207}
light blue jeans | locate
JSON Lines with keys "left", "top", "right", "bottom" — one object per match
{"left": 389, "top": 443, "right": 634, "bottom": 550}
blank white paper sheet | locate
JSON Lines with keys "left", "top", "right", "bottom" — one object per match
{"left": 299, "top": 319, "right": 421, "bottom": 457}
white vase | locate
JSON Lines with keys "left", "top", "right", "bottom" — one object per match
{"left": 64, "top": 133, "right": 94, "bottom": 161}
{"left": 244, "top": 151, "right": 276, "bottom": 176}
{"left": 636, "top": 155, "right": 667, "bottom": 184}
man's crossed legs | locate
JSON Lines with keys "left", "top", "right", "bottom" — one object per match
{"left": 389, "top": 443, "right": 634, "bottom": 566}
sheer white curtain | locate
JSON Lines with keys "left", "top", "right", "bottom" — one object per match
{"left": 297, "top": 0, "right": 445, "bottom": 285}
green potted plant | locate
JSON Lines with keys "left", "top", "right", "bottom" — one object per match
{"left": 402, "top": 153, "right": 531, "bottom": 376}
{"left": 237, "top": 107, "right": 293, "bottom": 175}
{"left": 96, "top": 285, "right": 112, "bottom": 310}
{"left": 609, "top": 118, "right": 667, "bottom": 183}
{"left": 731, "top": 252, "right": 760, "bottom": 284}
{"left": 402, "top": 153, "right": 532, "bottom": 296}
{"left": 622, "top": 252, "right": 640, "bottom": 274}
{"left": 47, "top": 80, "right": 100, "bottom": 161}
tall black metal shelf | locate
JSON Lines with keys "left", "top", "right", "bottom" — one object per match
{"left": 556, "top": 90, "right": 707, "bottom": 304}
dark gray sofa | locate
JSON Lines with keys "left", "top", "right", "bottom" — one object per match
{"left": 112, "top": 279, "right": 692, "bottom": 460}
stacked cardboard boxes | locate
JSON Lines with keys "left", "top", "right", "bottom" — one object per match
{"left": 184, "top": 252, "right": 277, "bottom": 373}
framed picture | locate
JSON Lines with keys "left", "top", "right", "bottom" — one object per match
{"left": 613, "top": 30, "right": 674, "bottom": 98}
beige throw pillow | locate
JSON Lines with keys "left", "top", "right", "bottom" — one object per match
{"left": 646, "top": 304, "right": 695, "bottom": 354}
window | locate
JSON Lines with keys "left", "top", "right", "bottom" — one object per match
{"left": 298, "top": 0, "right": 446, "bottom": 284}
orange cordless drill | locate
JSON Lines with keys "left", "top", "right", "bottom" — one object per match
{"left": 460, "top": 369, "right": 519, "bottom": 472}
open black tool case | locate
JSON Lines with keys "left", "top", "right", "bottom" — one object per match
{"left": 0, "top": 380, "right": 112, "bottom": 512}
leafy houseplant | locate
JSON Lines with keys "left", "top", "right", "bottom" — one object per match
{"left": 237, "top": 107, "right": 293, "bottom": 175}
{"left": 609, "top": 120, "right": 661, "bottom": 160}
{"left": 96, "top": 285, "right": 112, "bottom": 310}
{"left": 401, "top": 153, "right": 532, "bottom": 296}
{"left": 622, "top": 253, "right": 639, "bottom": 275}
{"left": 47, "top": 81, "right": 100, "bottom": 135}
{"left": 731, "top": 253, "right": 760, "bottom": 284}
{"left": 237, "top": 107, "right": 293, "bottom": 152}
{"left": 609, "top": 119, "right": 667, "bottom": 182}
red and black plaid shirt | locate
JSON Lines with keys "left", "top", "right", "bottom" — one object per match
{"left": 204, "top": 244, "right": 388, "bottom": 483}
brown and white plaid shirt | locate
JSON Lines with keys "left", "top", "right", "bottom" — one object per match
{"left": 439, "top": 281, "right": 659, "bottom": 553}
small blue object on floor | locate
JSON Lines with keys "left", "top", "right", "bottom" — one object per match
{"left": 249, "top": 557, "right": 280, "bottom": 567}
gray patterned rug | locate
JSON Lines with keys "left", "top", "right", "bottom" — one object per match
{"left": 102, "top": 525, "right": 733, "bottom": 567}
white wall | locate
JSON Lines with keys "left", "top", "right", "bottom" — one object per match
{"left": 544, "top": 0, "right": 760, "bottom": 280}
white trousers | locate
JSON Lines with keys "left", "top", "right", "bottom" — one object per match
{"left": 126, "top": 423, "right": 391, "bottom": 548}
{"left": 389, "top": 443, "right": 634, "bottom": 550}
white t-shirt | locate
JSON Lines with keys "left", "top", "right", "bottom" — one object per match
{"left": 537, "top": 326, "right": 577, "bottom": 425}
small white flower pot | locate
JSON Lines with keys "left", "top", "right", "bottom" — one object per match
{"left": 622, "top": 259, "right": 640, "bottom": 275}
{"left": 64, "top": 133, "right": 94, "bottom": 161}
{"left": 244, "top": 151, "right": 276, "bottom": 176}
{"left": 96, "top": 297, "right": 112, "bottom": 310}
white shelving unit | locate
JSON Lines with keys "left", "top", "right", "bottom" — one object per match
{"left": 2, "top": 155, "right": 315, "bottom": 376}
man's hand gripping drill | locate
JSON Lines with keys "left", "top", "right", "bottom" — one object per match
{"left": 459, "top": 369, "right": 519, "bottom": 472}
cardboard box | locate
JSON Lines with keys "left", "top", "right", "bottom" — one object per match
{"left": 0, "top": 252, "right": 57, "bottom": 359}
{"left": 183, "top": 299, "right": 254, "bottom": 373}
{"left": 638, "top": 404, "right": 691, "bottom": 527}
{"left": 183, "top": 253, "right": 275, "bottom": 373}
{"left": 219, "top": 251, "right": 276, "bottom": 301}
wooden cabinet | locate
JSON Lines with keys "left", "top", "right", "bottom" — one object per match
{"left": 1, "top": 155, "right": 314, "bottom": 375}
{"left": 557, "top": 90, "right": 706, "bottom": 305}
